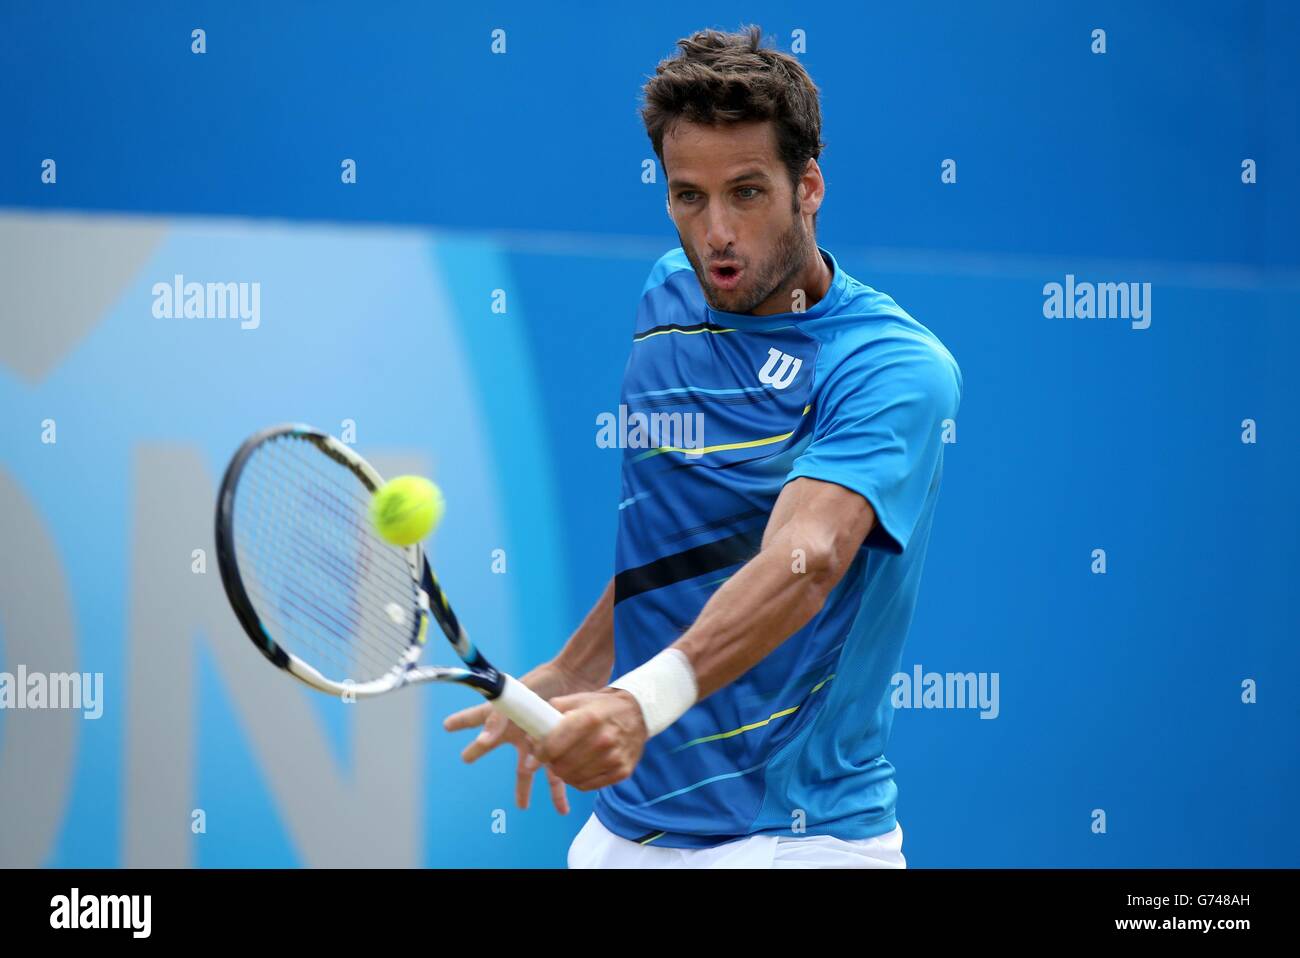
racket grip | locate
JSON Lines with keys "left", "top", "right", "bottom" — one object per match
{"left": 493, "top": 674, "right": 563, "bottom": 739}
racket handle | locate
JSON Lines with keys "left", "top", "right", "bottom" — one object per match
{"left": 493, "top": 674, "right": 563, "bottom": 739}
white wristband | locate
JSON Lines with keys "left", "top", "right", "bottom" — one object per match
{"left": 609, "top": 648, "right": 698, "bottom": 738}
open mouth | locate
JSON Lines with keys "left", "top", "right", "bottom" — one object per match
{"left": 710, "top": 264, "right": 743, "bottom": 290}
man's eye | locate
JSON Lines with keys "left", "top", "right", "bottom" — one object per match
{"left": 737, "top": 187, "right": 760, "bottom": 199}
{"left": 677, "top": 192, "right": 699, "bottom": 203}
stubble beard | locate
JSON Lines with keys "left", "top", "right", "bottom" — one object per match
{"left": 684, "top": 207, "right": 814, "bottom": 315}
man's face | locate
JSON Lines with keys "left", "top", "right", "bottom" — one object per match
{"left": 663, "top": 119, "right": 817, "bottom": 315}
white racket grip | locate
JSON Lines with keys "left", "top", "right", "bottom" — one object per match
{"left": 493, "top": 674, "right": 563, "bottom": 739}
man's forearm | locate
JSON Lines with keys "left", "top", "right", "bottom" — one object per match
{"left": 674, "top": 520, "right": 856, "bottom": 700}
{"left": 554, "top": 578, "right": 616, "bottom": 685}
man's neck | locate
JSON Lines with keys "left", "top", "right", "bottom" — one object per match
{"left": 754, "top": 246, "right": 832, "bottom": 316}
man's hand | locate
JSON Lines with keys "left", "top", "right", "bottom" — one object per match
{"left": 534, "top": 688, "right": 648, "bottom": 792}
{"left": 442, "top": 660, "right": 603, "bottom": 814}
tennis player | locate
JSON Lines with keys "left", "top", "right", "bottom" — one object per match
{"left": 445, "top": 24, "right": 962, "bottom": 869}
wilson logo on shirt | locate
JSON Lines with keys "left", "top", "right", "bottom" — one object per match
{"left": 758, "top": 348, "right": 803, "bottom": 390}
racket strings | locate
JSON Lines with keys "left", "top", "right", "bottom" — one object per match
{"left": 239, "top": 515, "right": 402, "bottom": 678}
{"left": 240, "top": 479, "right": 406, "bottom": 681}
{"left": 269, "top": 442, "right": 439, "bottom": 609}
{"left": 242, "top": 581, "right": 389, "bottom": 680}
{"left": 244, "top": 448, "right": 416, "bottom": 668}
{"left": 256, "top": 450, "right": 422, "bottom": 601}
{"left": 268, "top": 438, "right": 423, "bottom": 603}
{"left": 239, "top": 465, "right": 412, "bottom": 681}
{"left": 233, "top": 436, "right": 422, "bottom": 683}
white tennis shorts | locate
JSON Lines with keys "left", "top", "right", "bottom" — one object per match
{"left": 567, "top": 812, "right": 906, "bottom": 869}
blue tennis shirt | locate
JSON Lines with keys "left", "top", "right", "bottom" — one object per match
{"left": 594, "top": 245, "right": 963, "bottom": 848}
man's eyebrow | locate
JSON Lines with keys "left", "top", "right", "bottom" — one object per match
{"left": 668, "top": 169, "right": 774, "bottom": 190}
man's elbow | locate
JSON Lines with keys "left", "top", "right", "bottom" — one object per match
{"left": 787, "top": 534, "right": 852, "bottom": 601}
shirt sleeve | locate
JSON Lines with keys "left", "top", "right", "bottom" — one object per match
{"left": 784, "top": 332, "right": 962, "bottom": 554}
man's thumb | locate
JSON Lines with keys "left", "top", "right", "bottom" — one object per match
{"left": 477, "top": 712, "right": 506, "bottom": 743}
{"left": 548, "top": 692, "right": 596, "bottom": 714}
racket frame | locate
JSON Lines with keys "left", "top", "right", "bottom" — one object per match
{"left": 214, "top": 424, "right": 558, "bottom": 738}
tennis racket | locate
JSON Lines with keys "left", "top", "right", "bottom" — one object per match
{"left": 214, "top": 422, "right": 561, "bottom": 740}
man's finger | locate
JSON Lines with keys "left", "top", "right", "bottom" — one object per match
{"left": 534, "top": 706, "right": 597, "bottom": 766}
{"left": 546, "top": 766, "right": 570, "bottom": 815}
{"left": 553, "top": 746, "right": 621, "bottom": 787}
{"left": 460, "top": 711, "right": 508, "bottom": 763}
{"left": 548, "top": 692, "right": 597, "bottom": 714}
{"left": 572, "top": 768, "right": 629, "bottom": 793}
{"left": 444, "top": 701, "right": 493, "bottom": 733}
{"left": 514, "top": 747, "right": 535, "bottom": 810}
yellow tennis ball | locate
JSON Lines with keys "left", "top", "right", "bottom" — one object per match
{"left": 369, "top": 475, "right": 444, "bottom": 546}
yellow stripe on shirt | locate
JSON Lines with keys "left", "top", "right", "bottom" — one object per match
{"left": 673, "top": 674, "right": 837, "bottom": 751}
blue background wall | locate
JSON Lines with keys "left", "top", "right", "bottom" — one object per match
{"left": 1, "top": 1, "right": 1297, "bottom": 867}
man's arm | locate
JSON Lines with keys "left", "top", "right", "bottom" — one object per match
{"left": 536, "top": 477, "right": 875, "bottom": 790}
{"left": 674, "top": 476, "right": 875, "bottom": 699}
{"left": 554, "top": 577, "right": 616, "bottom": 687}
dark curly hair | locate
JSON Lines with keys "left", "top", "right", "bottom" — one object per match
{"left": 640, "top": 25, "right": 826, "bottom": 226}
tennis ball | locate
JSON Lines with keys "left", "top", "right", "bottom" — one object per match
{"left": 370, "top": 475, "right": 444, "bottom": 546}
